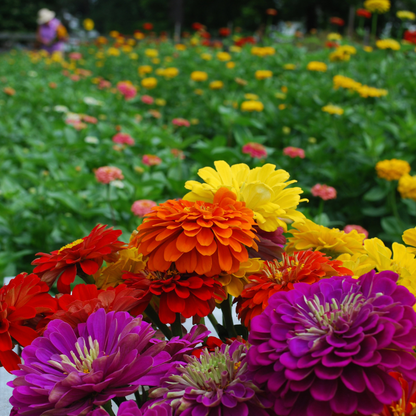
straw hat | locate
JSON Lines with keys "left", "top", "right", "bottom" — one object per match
{"left": 37, "top": 8, "right": 56, "bottom": 25}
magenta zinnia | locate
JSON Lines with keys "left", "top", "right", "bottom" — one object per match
{"left": 247, "top": 270, "right": 416, "bottom": 416}
{"left": 9, "top": 309, "right": 170, "bottom": 415}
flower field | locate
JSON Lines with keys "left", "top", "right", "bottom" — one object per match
{"left": 2, "top": 32, "right": 416, "bottom": 277}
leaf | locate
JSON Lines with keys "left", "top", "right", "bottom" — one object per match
{"left": 363, "top": 187, "right": 389, "bottom": 202}
{"left": 381, "top": 216, "right": 403, "bottom": 237}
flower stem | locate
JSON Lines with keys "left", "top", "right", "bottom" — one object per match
{"left": 171, "top": 313, "right": 182, "bottom": 338}
{"left": 389, "top": 182, "right": 401, "bottom": 225}
{"left": 208, "top": 313, "right": 221, "bottom": 336}
{"left": 107, "top": 184, "right": 116, "bottom": 227}
{"left": 102, "top": 401, "right": 116, "bottom": 416}
{"left": 144, "top": 304, "right": 172, "bottom": 339}
{"left": 113, "top": 396, "right": 127, "bottom": 407}
{"left": 371, "top": 13, "right": 378, "bottom": 42}
{"left": 317, "top": 199, "right": 325, "bottom": 225}
{"left": 221, "top": 295, "right": 238, "bottom": 338}
{"left": 77, "top": 267, "right": 95, "bottom": 285}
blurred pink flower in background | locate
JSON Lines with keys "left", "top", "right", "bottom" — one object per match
{"left": 65, "top": 118, "right": 87, "bottom": 130}
{"left": 141, "top": 95, "right": 154, "bottom": 104}
{"left": 242, "top": 142, "right": 267, "bottom": 159}
{"left": 98, "top": 79, "right": 111, "bottom": 89}
{"left": 70, "top": 74, "right": 80, "bottom": 82}
{"left": 69, "top": 52, "right": 82, "bottom": 60}
{"left": 344, "top": 224, "right": 369, "bottom": 239}
{"left": 172, "top": 118, "right": 190, "bottom": 127}
{"left": 112, "top": 132, "right": 135, "bottom": 146}
{"left": 117, "top": 81, "right": 137, "bottom": 100}
{"left": 142, "top": 154, "right": 162, "bottom": 166}
{"left": 95, "top": 166, "right": 124, "bottom": 184}
{"left": 82, "top": 115, "right": 98, "bottom": 124}
{"left": 131, "top": 199, "right": 157, "bottom": 217}
{"left": 311, "top": 184, "right": 337, "bottom": 200}
{"left": 171, "top": 148, "right": 185, "bottom": 159}
{"left": 283, "top": 146, "right": 305, "bottom": 158}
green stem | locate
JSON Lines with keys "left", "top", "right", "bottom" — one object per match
{"left": 144, "top": 304, "right": 172, "bottom": 339}
{"left": 208, "top": 313, "right": 220, "bottom": 336}
{"left": 390, "top": 182, "right": 401, "bottom": 225}
{"left": 77, "top": 267, "right": 95, "bottom": 285}
{"left": 171, "top": 313, "right": 182, "bottom": 338}
{"left": 107, "top": 184, "right": 116, "bottom": 227}
{"left": 221, "top": 295, "right": 238, "bottom": 338}
{"left": 371, "top": 13, "right": 378, "bottom": 43}
{"left": 317, "top": 199, "right": 325, "bottom": 225}
{"left": 398, "top": 22, "right": 404, "bottom": 42}
{"left": 102, "top": 401, "right": 116, "bottom": 416}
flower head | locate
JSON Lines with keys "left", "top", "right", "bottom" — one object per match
{"left": 311, "top": 183, "right": 337, "bottom": 200}
{"left": 131, "top": 199, "right": 157, "bottom": 217}
{"left": 95, "top": 166, "right": 124, "bottom": 184}
{"left": 32, "top": 224, "right": 125, "bottom": 293}
{"left": 184, "top": 161, "right": 307, "bottom": 232}
{"left": 141, "top": 95, "right": 154, "bottom": 104}
{"left": 255, "top": 70, "right": 273, "bottom": 80}
{"left": 9, "top": 309, "right": 170, "bottom": 415}
{"left": 357, "top": 8, "right": 372, "bottom": 18}
{"left": 397, "top": 10, "right": 416, "bottom": 20}
{"left": 364, "top": 0, "right": 390, "bottom": 13}
{"left": 117, "top": 81, "right": 137, "bottom": 100}
{"left": 142, "top": 154, "right": 162, "bottom": 166}
{"left": 236, "top": 251, "right": 352, "bottom": 328}
{"left": 380, "top": 372, "right": 416, "bottom": 416}
{"left": 242, "top": 142, "right": 267, "bottom": 159}
{"left": 4, "top": 87, "right": 16, "bottom": 96}
{"left": 0, "top": 273, "right": 56, "bottom": 372}
{"left": 322, "top": 104, "right": 344, "bottom": 115}
{"left": 376, "top": 159, "right": 411, "bottom": 181}
{"left": 241, "top": 100, "right": 264, "bottom": 112}
{"left": 287, "top": 219, "right": 366, "bottom": 257}
{"left": 399, "top": 174, "right": 416, "bottom": 200}
{"left": 112, "top": 132, "right": 135, "bottom": 146}
{"left": 283, "top": 146, "right": 305, "bottom": 158}
{"left": 330, "top": 17, "right": 345, "bottom": 26}
{"left": 130, "top": 188, "right": 258, "bottom": 277}
{"left": 147, "top": 341, "right": 272, "bottom": 415}
{"left": 209, "top": 80, "right": 224, "bottom": 90}
{"left": 172, "top": 118, "right": 190, "bottom": 127}
{"left": 307, "top": 61, "right": 327, "bottom": 72}
{"left": 377, "top": 39, "right": 400, "bottom": 50}
{"left": 141, "top": 77, "right": 157, "bottom": 89}
{"left": 344, "top": 224, "right": 369, "bottom": 239}
{"left": 190, "top": 71, "right": 208, "bottom": 81}
{"left": 247, "top": 271, "right": 416, "bottom": 416}
{"left": 83, "top": 18, "right": 94, "bottom": 30}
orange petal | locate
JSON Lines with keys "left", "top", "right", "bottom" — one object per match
{"left": 196, "top": 227, "right": 214, "bottom": 246}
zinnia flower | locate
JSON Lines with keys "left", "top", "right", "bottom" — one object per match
{"left": 83, "top": 18, "right": 94, "bottom": 30}
{"left": 236, "top": 251, "right": 352, "bottom": 328}
{"left": 4, "top": 87, "right": 16, "bottom": 96}
{"left": 364, "top": 0, "right": 390, "bottom": 13}
{"left": 122, "top": 270, "right": 225, "bottom": 324}
{"left": 242, "top": 142, "right": 267, "bottom": 159}
{"left": 112, "top": 132, "right": 135, "bottom": 145}
{"left": 218, "top": 27, "right": 231, "bottom": 37}
{"left": 147, "top": 341, "right": 273, "bottom": 415}
{"left": 398, "top": 174, "right": 416, "bottom": 201}
{"left": 344, "top": 224, "right": 369, "bottom": 238}
{"left": 380, "top": 372, "right": 416, "bottom": 416}
{"left": 311, "top": 183, "right": 337, "bottom": 200}
{"left": 190, "top": 71, "right": 208, "bottom": 81}
{"left": 376, "top": 159, "right": 411, "bottom": 180}
{"left": 247, "top": 271, "right": 416, "bottom": 416}
{"left": 357, "top": 8, "right": 372, "bottom": 18}
{"left": 9, "top": 309, "right": 171, "bottom": 415}
{"left": 95, "top": 166, "right": 124, "bottom": 183}
{"left": 184, "top": 161, "right": 307, "bottom": 232}
{"left": 209, "top": 80, "right": 224, "bottom": 90}
{"left": 377, "top": 39, "right": 400, "bottom": 50}
{"left": 403, "top": 227, "right": 416, "bottom": 255}
{"left": 255, "top": 70, "right": 273, "bottom": 80}
{"left": 172, "top": 118, "right": 190, "bottom": 127}
{"left": 322, "top": 104, "right": 344, "bottom": 115}
{"left": 0, "top": 273, "right": 56, "bottom": 372}
{"left": 330, "top": 17, "right": 345, "bottom": 26}
{"left": 141, "top": 77, "right": 157, "bottom": 89}
{"left": 216, "top": 51, "right": 231, "bottom": 61}
{"left": 130, "top": 188, "right": 258, "bottom": 277}
{"left": 283, "top": 146, "right": 305, "bottom": 158}
{"left": 286, "top": 219, "right": 366, "bottom": 257}
{"left": 141, "top": 95, "right": 154, "bottom": 104}
{"left": 117, "top": 81, "right": 137, "bottom": 100}
{"left": 32, "top": 224, "right": 125, "bottom": 293}
{"left": 131, "top": 199, "right": 157, "bottom": 217}
{"left": 143, "top": 22, "right": 153, "bottom": 30}
{"left": 142, "top": 154, "right": 162, "bottom": 166}
{"left": 307, "top": 61, "right": 327, "bottom": 72}
{"left": 241, "top": 100, "right": 264, "bottom": 111}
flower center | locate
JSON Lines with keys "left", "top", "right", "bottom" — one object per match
{"left": 263, "top": 258, "right": 305, "bottom": 284}
{"left": 390, "top": 401, "right": 416, "bottom": 416}
{"left": 59, "top": 238, "right": 84, "bottom": 253}
{"left": 49, "top": 336, "right": 100, "bottom": 374}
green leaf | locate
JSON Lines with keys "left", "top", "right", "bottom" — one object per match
{"left": 363, "top": 187, "right": 389, "bottom": 202}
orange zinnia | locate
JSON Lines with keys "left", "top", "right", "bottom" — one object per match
{"left": 236, "top": 250, "right": 352, "bottom": 329}
{"left": 131, "top": 188, "right": 258, "bottom": 277}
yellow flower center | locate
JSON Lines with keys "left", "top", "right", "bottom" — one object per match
{"left": 59, "top": 238, "right": 84, "bottom": 253}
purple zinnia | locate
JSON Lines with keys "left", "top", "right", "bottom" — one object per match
{"left": 247, "top": 270, "right": 416, "bottom": 416}
{"left": 87, "top": 401, "right": 172, "bottom": 416}
{"left": 9, "top": 309, "right": 171, "bottom": 416}
{"left": 146, "top": 340, "right": 272, "bottom": 415}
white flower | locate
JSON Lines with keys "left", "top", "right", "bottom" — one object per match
{"left": 83, "top": 96, "right": 103, "bottom": 106}
{"left": 65, "top": 112, "right": 81, "bottom": 121}
{"left": 84, "top": 136, "right": 99, "bottom": 144}
{"left": 54, "top": 105, "right": 69, "bottom": 113}
{"left": 110, "top": 180, "right": 125, "bottom": 188}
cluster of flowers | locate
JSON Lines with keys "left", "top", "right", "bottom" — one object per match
{"left": 333, "top": 75, "right": 388, "bottom": 98}
{"left": 4, "top": 161, "right": 416, "bottom": 416}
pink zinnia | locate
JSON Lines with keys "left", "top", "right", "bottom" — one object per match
{"left": 95, "top": 166, "right": 124, "bottom": 184}
{"left": 141, "top": 95, "right": 154, "bottom": 104}
{"left": 283, "top": 146, "right": 305, "bottom": 159}
{"left": 171, "top": 148, "right": 185, "bottom": 160}
{"left": 65, "top": 119, "right": 87, "bottom": 130}
{"left": 242, "top": 142, "right": 267, "bottom": 159}
{"left": 311, "top": 183, "right": 337, "bottom": 200}
{"left": 172, "top": 118, "right": 190, "bottom": 127}
{"left": 344, "top": 224, "right": 369, "bottom": 239}
{"left": 117, "top": 82, "right": 137, "bottom": 101}
{"left": 112, "top": 132, "right": 135, "bottom": 146}
{"left": 131, "top": 200, "right": 157, "bottom": 217}
{"left": 142, "top": 154, "right": 162, "bottom": 166}
{"left": 69, "top": 52, "right": 82, "bottom": 60}
{"left": 70, "top": 74, "right": 80, "bottom": 82}
{"left": 98, "top": 79, "right": 111, "bottom": 89}
{"left": 82, "top": 115, "right": 98, "bottom": 124}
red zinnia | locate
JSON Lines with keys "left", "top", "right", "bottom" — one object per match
{"left": 130, "top": 188, "right": 258, "bottom": 277}
{"left": 219, "top": 27, "right": 231, "bottom": 37}
{"left": 0, "top": 273, "right": 56, "bottom": 372}
{"left": 380, "top": 372, "right": 416, "bottom": 416}
{"left": 330, "top": 17, "right": 345, "bottom": 26}
{"left": 123, "top": 270, "right": 225, "bottom": 324}
{"left": 234, "top": 36, "right": 256, "bottom": 47}
{"left": 200, "top": 31, "right": 211, "bottom": 39}
{"left": 356, "top": 8, "right": 372, "bottom": 18}
{"left": 236, "top": 250, "right": 352, "bottom": 329}
{"left": 192, "top": 22, "right": 204, "bottom": 31}
{"left": 32, "top": 224, "right": 125, "bottom": 293}
{"left": 325, "top": 41, "right": 339, "bottom": 48}
{"left": 143, "top": 22, "right": 153, "bottom": 31}
{"left": 266, "top": 8, "right": 278, "bottom": 16}
{"left": 38, "top": 283, "right": 150, "bottom": 332}
{"left": 404, "top": 30, "right": 416, "bottom": 44}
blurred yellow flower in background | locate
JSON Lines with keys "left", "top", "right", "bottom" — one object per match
{"left": 241, "top": 100, "right": 264, "bottom": 112}
{"left": 141, "top": 77, "right": 157, "bottom": 89}
{"left": 255, "top": 70, "right": 273, "bottom": 80}
{"left": 307, "top": 61, "right": 327, "bottom": 72}
{"left": 364, "top": 0, "right": 390, "bottom": 13}
{"left": 398, "top": 174, "right": 416, "bottom": 201}
{"left": 327, "top": 33, "right": 342, "bottom": 40}
{"left": 244, "top": 93, "right": 259, "bottom": 100}
{"left": 322, "top": 104, "right": 344, "bottom": 115}
{"left": 191, "top": 71, "right": 208, "bottom": 81}
{"left": 200, "top": 53, "right": 212, "bottom": 60}
{"left": 209, "top": 80, "right": 224, "bottom": 90}
{"left": 376, "top": 39, "right": 400, "bottom": 50}
{"left": 397, "top": 10, "right": 415, "bottom": 19}
{"left": 217, "top": 52, "right": 232, "bottom": 61}
{"left": 226, "top": 61, "right": 236, "bottom": 69}
{"left": 284, "top": 64, "right": 296, "bottom": 70}
{"left": 375, "top": 159, "right": 410, "bottom": 180}
{"left": 138, "top": 65, "right": 152, "bottom": 76}
{"left": 175, "top": 44, "right": 186, "bottom": 50}
{"left": 145, "top": 48, "right": 158, "bottom": 57}
{"left": 83, "top": 18, "right": 94, "bottom": 31}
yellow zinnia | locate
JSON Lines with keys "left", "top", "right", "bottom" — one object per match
{"left": 397, "top": 10, "right": 415, "bottom": 20}
{"left": 226, "top": 62, "right": 236, "bottom": 69}
{"left": 286, "top": 219, "right": 366, "bottom": 257}
{"left": 284, "top": 64, "right": 296, "bottom": 70}
{"left": 376, "top": 39, "right": 400, "bottom": 50}
{"left": 175, "top": 44, "right": 186, "bottom": 50}
{"left": 403, "top": 227, "right": 416, "bottom": 255}
{"left": 184, "top": 161, "right": 307, "bottom": 232}
{"left": 244, "top": 93, "right": 259, "bottom": 100}
{"left": 255, "top": 70, "right": 273, "bottom": 80}
{"left": 200, "top": 53, "right": 212, "bottom": 60}
{"left": 141, "top": 77, "right": 157, "bottom": 89}
{"left": 329, "top": 49, "right": 351, "bottom": 62}
{"left": 83, "top": 18, "right": 94, "bottom": 31}
{"left": 333, "top": 75, "right": 362, "bottom": 91}
{"left": 327, "top": 33, "right": 342, "bottom": 41}
{"left": 307, "top": 61, "right": 327, "bottom": 72}
{"left": 240, "top": 100, "right": 264, "bottom": 112}
{"left": 217, "top": 51, "right": 232, "bottom": 61}
{"left": 164, "top": 67, "right": 179, "bottom": 78}
{"left": 322, "top": 104, "right": 344, "bottom": 115}
{"left": 107, "top": 47, "right": 120, "bottom": 56}
{"left": 337, "top": 253, "right": 376, "bottom": 278}
{"left": 93, "top": 247, "right": 147, "bottom": 289}
{"left": 375, "top": 159, "right": 411, "bottom": 180}
{"left": 209, "top": 80, "right": 224, "bottom": 90}
{"left": 191, "top": 71, "right": 208, "bottom": 81}
{"left": 138, "top": 65, "right": 152, "bottom": 76}
{"left": 364, "top": 0, "right": 390, "bottom": 13}
{"left": 145, "top": 48, "right": 158, "bottom": 57}
{"left": 398, "top": 174, "right": 416, "bottom": 201}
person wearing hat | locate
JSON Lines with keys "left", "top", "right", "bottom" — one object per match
{"left": 36, "top": 9, "right": 68, "bottom": 53}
